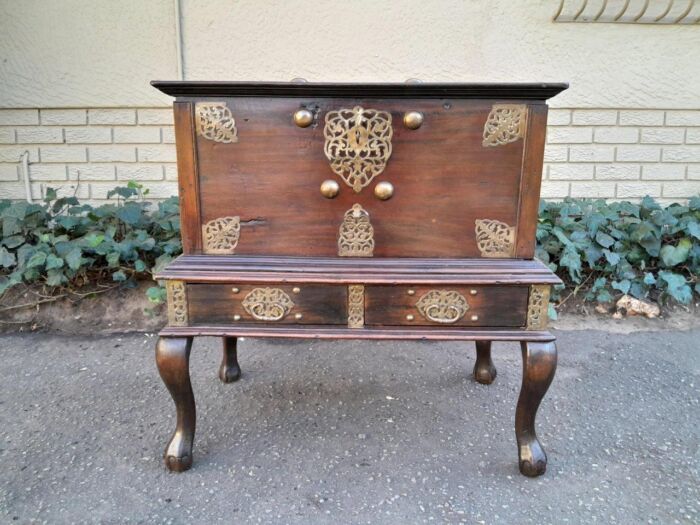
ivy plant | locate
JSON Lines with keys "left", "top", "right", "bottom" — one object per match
{"left": 537, "top": 196, "right": 700, "bottom": 305}
{"left": 0, "top": 182, "right": 181, "bottom": 301}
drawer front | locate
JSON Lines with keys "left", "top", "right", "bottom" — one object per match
{"left": 183, "top": 97, "right": 544, "bottom": 259}
{"left": 365, "top": 285, "right": 529, "bottom": 327}
{"left": 187, "top": 283, "right": 347, "bottom": 325}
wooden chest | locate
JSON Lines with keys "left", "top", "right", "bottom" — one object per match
{"left": 151, "top": 81, "right": 567, "bottom": 477}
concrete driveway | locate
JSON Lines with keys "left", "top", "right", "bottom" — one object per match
{"left": 0, "top": 328, "right": 698, "bottom": 524}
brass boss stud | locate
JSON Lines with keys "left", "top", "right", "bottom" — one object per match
{"left": 320, "top": 179, "right": 340, "bottom": 199}
{"left": 293, "top": 108, "right": 314, "bottom": 128}
{"left": 403, "top": 111, "right": 424, "bottom": 130}
{"left": 374, "top": 181, "right": 394, "bottom": 201}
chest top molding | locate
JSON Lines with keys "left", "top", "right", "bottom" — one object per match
{"left": 151, "top": 81, "right": 568, "bottom": 100}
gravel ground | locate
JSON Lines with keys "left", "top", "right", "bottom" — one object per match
{"left": 0, "top": 328, "right": 698, "bottom": 524}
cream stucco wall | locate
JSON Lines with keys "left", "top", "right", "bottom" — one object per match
{"left": 0, "top": 0, "right": 698, "bottom": 202}
{"left": 1, "top": 0, "right": 699, "bottom": 109}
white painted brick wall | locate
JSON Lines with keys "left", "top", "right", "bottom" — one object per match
{"left": 0, "top": 107, "right": 698, "bottom": 203}
{"left": 543, "top": 108, "right": 700, "bottom": 201}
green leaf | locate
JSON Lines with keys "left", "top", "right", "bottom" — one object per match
{"left": 146, "top": 286, "right": 167, "bottom": 304}
{"left": 659, "top": 271, "right": 692, "bottom": 304}
{"left": 595, "top": 231, "right": 615, "bottom": 248}
{"left": 112, "top": 270, "right": 127, "bottom": 282}
{"left": 660, "top": 238, "right": 692, "bottom": 267}
{"left": 612, "top": 279, "right": 631, "bottom": 295}
{"left": 559, "top": 245, "right": 582, "bottom": 282}
{"left": 134, "top": 259, "right": 146, "bottom": 272}
{"left": 106, "top": 251, "right": 120, "bottom": 268}
{"left": 45, "top": 253, "right": 64, "bottom": 270}
{"left": 547, "top": 303, "right": 558, "bottom": 321}
{"left": 26, "top": 251, "right": 47, "bottom": 268}
{"left": 686, "top": 221, "right": 700, "bottom": 240}
{"left": 65, "top": 247, "right": 83, "bottom": 270}
{"left": 44, "top": 187, "right": 58, "bottom": 202}
{"left": 46, "top": 269, "right": 65, "bottom": 286}
{"left": 597, "top": 289, "right": 613, "bottom": 303}
{"left": 84, "top": 232, "right": 105, "bottom": 248}
{"left": 0, "top": 246, "right": 16, "bottom": 268}
{"left": 1, "top": 235, "right": 25, "bottom": 249}
{"left": 116, "top": 203, "right": 143, "bottom": 225}
{"left": 602, "top": 249, "right": 620, "bottom": 266}
{"left": 643, "top": 272, "right": 656, "bottom": 285}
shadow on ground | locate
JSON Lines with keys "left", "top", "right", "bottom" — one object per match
{"left": 0, "top": 329, "right": 698, "bottom": 523}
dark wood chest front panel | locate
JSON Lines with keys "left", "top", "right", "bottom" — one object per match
{"left": 187, "top": 283, "right": 348, "bottom": 325}
{"left": 185, "top": 97, "right": 545, "bottom": 258}
{"left": 365, "top": 285, "right": 529, "bottom": 327}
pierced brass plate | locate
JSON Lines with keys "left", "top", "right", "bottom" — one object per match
{"left": 242, "top": 287, "right": 295, "bottom": 321}
{"left": 348, "top": 284, "right": 365, "bottom": 328}
{"left": 475, "top": 219, "right": 516, "bottom": 258}
{"left": 338, "top": 204, "right": 375, "bottom": 257}
{"left": 482, "top": 104, "right": 527, "bottom": 147}
{"left": 415, "top": 290, "right": 470, "bottom": 324}
{"left": 166, "top": 280, "right": 188, "bottom": 326}
{"left": 324, "top": 106, "right": 393, "bottom": 193}
{"left": 527, "top": 284, "right": 550, "bottom": 330}
{"left": 202, "top": 216, "right": 240, "bottom": 254}
{"left": 195, "top": 102, "right": 238, "bottom": 143}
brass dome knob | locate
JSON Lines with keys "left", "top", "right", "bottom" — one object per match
{"left": 320, "top": 179, "right": 340, "bottom": 199}
{"left": 403, "top": 111, "right": 424, "bottom": 130}
{"left": 293, "top": 109, "right": 314, "bottom": 127}
{"left": 374, "top": 181, "right": 394, "bottom": 201}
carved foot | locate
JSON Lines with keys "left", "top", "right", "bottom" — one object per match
{"left": 156, "top": 336, "right": 196, "bottom": 472}
{"left": 219, "top": 337, "right": 241, "bottom": 383}
{"left": 473, "top": 340, "right": 497, "bottom": 384}
{"left": 515, "top": 340, "right": 557, "bottom": 477}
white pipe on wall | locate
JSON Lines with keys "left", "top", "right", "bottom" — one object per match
{"left": 20, "top": 151, "right": 32, "bottom": 203}
{"left": 174, "top": 0, "right": 184, "bottom": 80}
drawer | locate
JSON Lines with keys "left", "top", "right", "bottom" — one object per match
{"left": 184, "top": 97, "right": 542, "bottom": 259}
{"left": 187, "top": 283, "right": 347, "bottom": 325}
{"left": 364, "top": 285, "right": 529, "bottom": 327}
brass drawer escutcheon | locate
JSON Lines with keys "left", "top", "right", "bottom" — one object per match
{"left": 202, "top": 216, "right": 241, "bottom": 254}
{"left": 166, "top": 280, "right": 188, "bottom": 326}
{"left": 242, "top": 287, "right": 295, "bottom": 321}
{"left": 415, "top": 290, "right": 469, "bottom": 324}
{"left": 526, "top": 284, "right": 550, "bottom": 330}
{"left": 324, "top": 106, "right": 393, "bottom": 193}
{"left": 338, "top": 204, "right": 375, "bottom": 257}
{"left": 482, "top": 104, "right": 527, "bottom": 147}
{"left": 475, "top": 219, "right": 516, "bottom": 258}
{"left": 195, "top": 102, "right": 238, "bottom": 144}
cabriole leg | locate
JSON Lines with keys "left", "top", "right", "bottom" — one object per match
{"left": 473, "top": 340, "right": 497, "bottom": 384}
{"left": 156, "top": 336, "right": 195, "bottom": 472}
{"left": 219, "top": 336, "right": 241, "bottom": 383}
{"left": 516, "top": 340, "right": 557, "bottom": 477}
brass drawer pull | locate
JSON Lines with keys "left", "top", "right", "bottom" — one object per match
{"left": 416, "top": 290, "right": 469, "bottom": 324}
{"left": 242, "top": 287, "right": 295, "bottom": 321}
